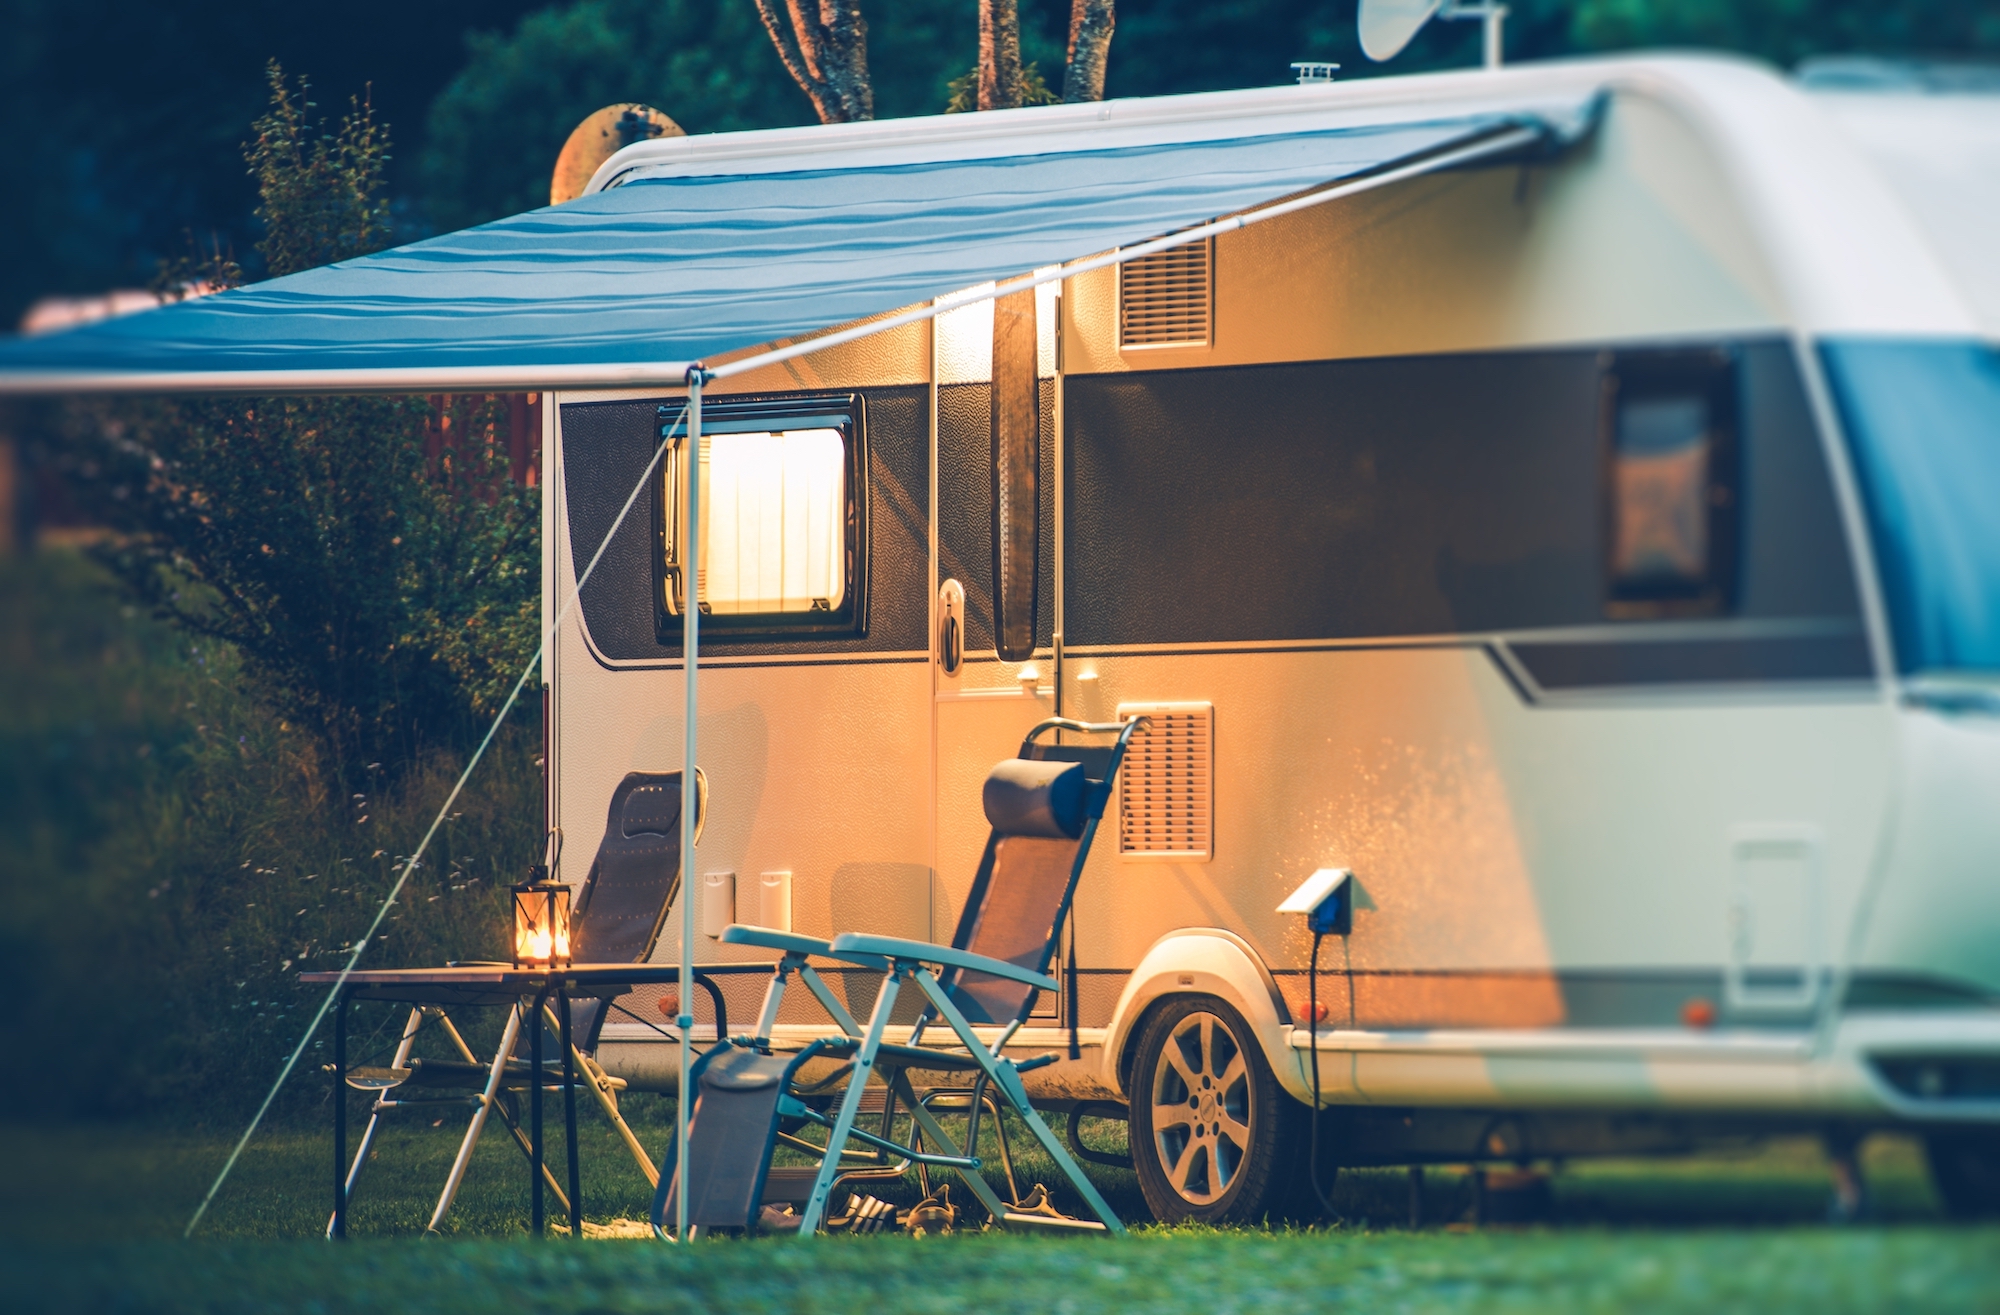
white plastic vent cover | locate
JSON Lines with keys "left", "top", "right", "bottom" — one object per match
{"left": 1118, "top": 239, "right": 1212, "bottom": 348}
{"left": 1117, "top": 702, "right": 1214, "bottom": 860}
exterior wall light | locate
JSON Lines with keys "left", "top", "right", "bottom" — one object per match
{"left": 1279, "top": 867, "right": 1353, "bottom": 936}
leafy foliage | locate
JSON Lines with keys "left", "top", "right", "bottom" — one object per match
{"left": 946, "top": 60, "right": 1064, "bottom": 113}
{"left": 0, "top": 552, "right": 540, "bottom": 1119}
{"left": 1564, "top": 0, "right": 2000, "bottom": 64}
{"left": 2, "top": 62, "right": 544, "bottom": 1125}
{"left": 244, "top": 62, "right": 394, "bottom": 278}
{"left": 0, "top": 0, "right": 553, "bottom": 323}
{"left": 419, "top": 0, "right": 814, "bottom": 233}
{"left": 75, "top": 393, "right": 538, "bottom": 774}
{"left": 66, "top": 66, "right": 539, "bottom": 777}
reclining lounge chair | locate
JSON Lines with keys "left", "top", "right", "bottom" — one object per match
{"left": 652, "top": 717, "right": 1145, "bottom": 1239}
{"left": 332, "top": 769, "right": 707, "bottom": 1234}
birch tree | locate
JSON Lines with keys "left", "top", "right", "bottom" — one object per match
{"left": 978, "top": 0, "right": 1025, "bottom": 110}
{"left": 752, "top": 0, "right": 875, "bottom": 122}
{"left": 1062, "top": 0, "right": 1115, "bottom": 103}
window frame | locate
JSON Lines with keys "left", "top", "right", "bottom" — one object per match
{"left": 652, "top": 391, "right": 870, "bottom": 642}
{"left": 1598, "top": 348, "right": 1741, "bottom": 619}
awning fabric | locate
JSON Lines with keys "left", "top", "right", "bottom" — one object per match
{"left": 0, "top": 95, "right": 1598, "bottom": 393}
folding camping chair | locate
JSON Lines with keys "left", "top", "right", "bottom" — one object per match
{"left": 331, "top": 768, "right": 707, "bottom": 1234}
{"left": 651, "top": 716, "right": 1145, "bottom": 1238}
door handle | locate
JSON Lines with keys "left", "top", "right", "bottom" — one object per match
{"left": 937, "top": 579, "right": 965, "bottom": 675}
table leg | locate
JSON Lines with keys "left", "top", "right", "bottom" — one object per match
{"left": 561, "top": 986, "right": 581, "bottom": 1237}
{"left": 333, "top": 987, "right": 348, "bottom": 1241}
{"left": 531, "top": 985, "right": 547, "bottom": 1237}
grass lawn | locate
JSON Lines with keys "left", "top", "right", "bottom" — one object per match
{"left": 2, "top": 1110, "right": 1996, "bottom": 1313}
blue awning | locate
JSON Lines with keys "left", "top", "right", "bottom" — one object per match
{"left": 0, "top": 94, "right": 1597, "bottom": 393}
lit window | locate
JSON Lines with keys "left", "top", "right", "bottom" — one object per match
{"left": 655, "top": 395, "right": 867, "bottom": 638}
{"left": 700, "top": 429, "right": 846, "bottom": 614}
{"left": 1602, "top": 351, "right": 1738, "bottom": 616}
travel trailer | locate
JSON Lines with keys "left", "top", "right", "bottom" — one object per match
{"left": 0, "top": 1, "right": 1987, "bottom": 1225}
{"left": 535, "top": 51, "right": 2000, "bottom": 1224}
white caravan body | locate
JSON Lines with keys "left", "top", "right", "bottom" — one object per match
{"left": 541, "top": 54, "right": 2000, "bottom": 1172}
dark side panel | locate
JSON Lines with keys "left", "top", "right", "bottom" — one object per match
{"left": 1066, "top": 352, "right": 1601, "bottom": 645}
{"left": 560, "top": 388, "right": 930, "bottom": 662}
{"left": 1063, "top": 343, "right": 1867, "bottom": 686}
{"left": 1512, "top": 632, "right": 1873, "bottom": 689}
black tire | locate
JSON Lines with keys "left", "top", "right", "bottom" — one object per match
{"left": 1129, "top": 993, "right": 1309, "bottom": 1224}
{"left": 1926, "top": 1128, "right": 2000, "bottom": 1218}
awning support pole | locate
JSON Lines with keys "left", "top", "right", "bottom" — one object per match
{"left": 675, "top": 364, "right": 706, "bottom": 1242}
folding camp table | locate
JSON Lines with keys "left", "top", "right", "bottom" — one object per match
{"left": 304, "top": 963, "right": 770, "bottom": 1238}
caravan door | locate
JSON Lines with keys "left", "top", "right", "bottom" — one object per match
{"left": 929, "top": 291, "right": 1060, "bottom": 1001}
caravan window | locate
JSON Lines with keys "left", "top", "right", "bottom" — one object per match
{"left": 655, "top": 394, "right": 867, "bottom": 639}
{"left": 1821, "top": 338, "right": 2000, "bottom": 673}
{"left": 1601, "top": 350, "right": 1739, "bottom": 616}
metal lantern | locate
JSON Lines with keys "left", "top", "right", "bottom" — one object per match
{"left": 512, "top": 871, "right": 572, "bottom": 969}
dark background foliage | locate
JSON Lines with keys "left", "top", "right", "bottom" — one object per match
{"left": 419, "top": 0, "right": 980, "bottom": 232}
{"left": 59, "top": 67, "right": 541, "bottom": 779}
{"left": 0, "top": 68, "right": 541, "bottom": 1120}
{"left": 70, "top": 389, "right": 538, "bottom": 778}
{"left": 0, "top": 550, "right": 536, "bottom": 1118}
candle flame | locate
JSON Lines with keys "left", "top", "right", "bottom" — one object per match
{"left": 519, "top": 925, "right": 554, "bottom": 963}
{"left": 513, "top": 886, "right": 571, "bottom": 967}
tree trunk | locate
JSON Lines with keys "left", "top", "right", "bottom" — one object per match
{"left": 979, "top": 0, "right": 1024, "bottom": 111}
{"left": 752, "top": 0, "right": 874, "bottom": 123}
{"left": 1063, "top": 0, "right": 1116, "bottom": 103}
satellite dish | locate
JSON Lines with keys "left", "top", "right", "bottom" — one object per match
{"left": 1358, "top": 0, "right": 1442, "bottom": 62}
{"left": 551, "top": 103, "right": 684, "bottom": 205}
{"left": 1359, "top": 0, "right": 1509, "bottom": 68}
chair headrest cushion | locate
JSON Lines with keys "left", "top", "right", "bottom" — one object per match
{"left": 983, "top": 758, "right": 1085, "bottom": 839}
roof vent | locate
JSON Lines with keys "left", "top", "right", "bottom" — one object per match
{"left": 1118, "top": 239, "right": 1212, "bottom": 350}
{"left": 1117, "top": 702, "right": 1214, "bottom": 861}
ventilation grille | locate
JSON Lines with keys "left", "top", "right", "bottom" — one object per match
{"left": 1119, "top": 239, "right": 1212, "bottom": 349}
{"left": 1117, "top": 702, "right": 1213, "bottom": 861}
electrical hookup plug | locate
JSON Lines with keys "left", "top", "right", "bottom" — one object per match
{"left": 1278, "top": 867, "right": 1353, "bottom": 936}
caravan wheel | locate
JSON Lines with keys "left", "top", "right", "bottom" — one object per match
{"left": 1130, "top": 994, "right": 1305, "bottom": 1224}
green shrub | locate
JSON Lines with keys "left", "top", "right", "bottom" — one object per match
{"left": 73, "top": 389, "right": 539, "bottom": 784}
{"left": 243, "top": 62, "right": 394, "bottom": 281}
{"left": 67, "top": 65, "right": 539, "bottom": 786}
{"left": 0, "top": 551, "right": 540, "bottom": 1120}
{"left": 16, "top": 66, "right": 545, "bottom": 1119}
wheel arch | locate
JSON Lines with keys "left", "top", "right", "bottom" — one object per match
{"left": 1102, "top": 928, "right": 1304, "bottom": 1103}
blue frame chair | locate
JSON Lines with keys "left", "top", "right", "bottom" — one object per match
{"left": 654, "top": 717, "right": 1145, "bottom": 1237}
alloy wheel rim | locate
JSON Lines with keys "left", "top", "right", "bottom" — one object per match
{"left": 1150, "top": 1010, "right": 1252, "bottom": 1205}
